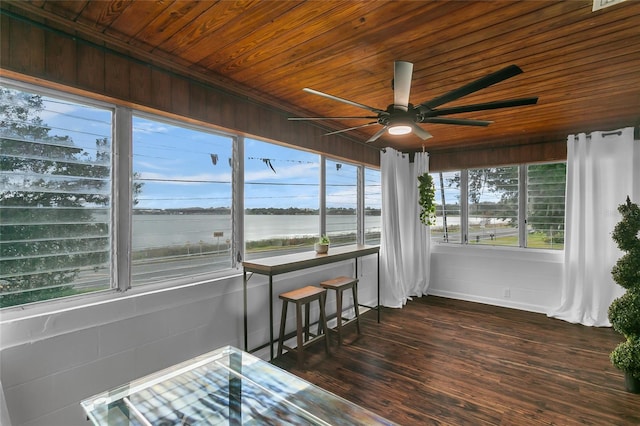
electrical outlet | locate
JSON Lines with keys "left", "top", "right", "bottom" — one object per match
{"left": 503, "top": 288, "right": 511, "bottom": 298}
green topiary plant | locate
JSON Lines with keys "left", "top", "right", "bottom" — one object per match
{"left": 610, "top": 337, "right": 640, "bottom": 381}
{"left": 608, "top": 196, "right": 640, "bottom": 392}
{"left": 418, "top": 173, "right": 436, "bottom": 226}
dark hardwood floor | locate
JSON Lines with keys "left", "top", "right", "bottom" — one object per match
{"left": 271, "top": 296, "right": 639, "bottom": 425}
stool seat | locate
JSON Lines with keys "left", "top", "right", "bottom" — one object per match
{"left": 320, "top": 276, "right": 357, "bottom": 290}
{"left": 277, "top": 286, "right": 330, "bottom": 367}
{"left": 320, "top": 276, "right": 361, "bottom": 345}
{"left": 280, "top": 285, "right": 326, "bottom": 303}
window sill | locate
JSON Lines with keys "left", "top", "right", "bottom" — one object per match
{"left": 0, "top": 268, "right": 243, "bottom": 325}
{"left": 431, "top": 242, "right": 564, "bottom": 262}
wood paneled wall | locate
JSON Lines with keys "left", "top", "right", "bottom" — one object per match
{"left": 0, "top": 11, "right": 380, "bottom": 166}
{"left": 0, "top": 11, "right": 568, "bottom": 170}
{"left": 429, "top": 138, "right": 567, "bottom": 171}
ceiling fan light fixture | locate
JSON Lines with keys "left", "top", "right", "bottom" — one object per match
{"left": 388, "top": 124, "right": 412, "bottom": 135}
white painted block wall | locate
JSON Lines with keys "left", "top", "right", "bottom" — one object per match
{"left": 0, "top": 256, "right": 378, "bottom": 426}
{"left": 429, "top": 244, "right": 564, "bottom": 313}
{"left": 0, "top": 249, "right": 561, "bottom": 426}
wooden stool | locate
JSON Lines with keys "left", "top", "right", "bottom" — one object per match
{"left": 277, "top": 285, "right": 330, "bottom": 367}
{"left": 320, "top": 276, "right": 361, "bottom": 345}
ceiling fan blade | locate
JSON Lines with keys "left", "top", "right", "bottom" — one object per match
{"left": 411, "top": 123, "right": 432, "bottom": 140}
{"left": 423, "top": 117, "right": 492, "bottom": 126}
{"left": 394, "top": 61, "right": 413, "bottom": 112}
{"left": 419, "top": 64, "right": 524, "bottom": 110}
{"left": 303, "top": 88, "right": 386, "bottom": 114}
{"left": 430, "top": 97, "right": 538, "bottom": 116}
{"left": 367, "top": 126, "right": 388, "bottom": 143}
{"left": 324, "top": 122, "right": 379, "bottom": 136}
{"left": 288, "top": 116, "right": 379, "bottom": 120}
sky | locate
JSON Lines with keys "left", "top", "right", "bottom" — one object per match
{"left": 38, "top": 95, "right": 382, "bottom": 211}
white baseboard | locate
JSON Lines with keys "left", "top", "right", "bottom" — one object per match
{"left": 426, "top": 289, "right": 550, "bottom": 315}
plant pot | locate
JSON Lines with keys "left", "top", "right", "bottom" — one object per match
{"left": 624, "top": 371, "right": 640, "bottom": 393}
{"left": 314, "top": 243, "right": 329, "bottom": 254}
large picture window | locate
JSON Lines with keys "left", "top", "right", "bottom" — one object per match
{"left": 0, "top": 87, "right": 113, "bottom": 307}
{"left": 1, "top": 82, "right": 380, "bottom": 309}
{"left": 131, "top": 116, "right": 233, "bottom": 285}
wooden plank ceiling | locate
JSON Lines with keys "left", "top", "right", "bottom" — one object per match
{"left": 5, "top": 0, "right": 639, "bottom": 153}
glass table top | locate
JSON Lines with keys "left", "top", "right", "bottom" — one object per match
{"left": 81, "top": 345, "right": 395, "bottom": 425}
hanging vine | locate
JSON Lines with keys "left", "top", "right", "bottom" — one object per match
{"left": 418, "top": 172, "right": 436, "bottom": 226}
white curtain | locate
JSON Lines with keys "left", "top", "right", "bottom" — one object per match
{"left": 380, "top": 148, "right": 430, "bottom": 308}
{"left": 550, "top": 127, "right": 640, "bottom": 326}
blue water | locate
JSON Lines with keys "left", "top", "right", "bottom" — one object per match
{"left": 132, "top": 214, "right": 381, "bottom": 250}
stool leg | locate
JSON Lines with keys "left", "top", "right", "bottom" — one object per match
{"left": 304, "top": 301, "right": 310, "bottom": 341}
{"left": 317, "top": 294, "right": 326, "bottom": 336}
{"left": 277, "top": 300, "right": 288, "bottom": 357}
{"left": 352, "top": 283, "right": 361, "bottom": 335}
{"left": 319, "top": 292, "right": 330, "bottom": 355}
{"left": 336, "top": 288, "right": 344, "bottom": 345}
{"left": 295, "top": 302, "right": 304, "bottom": 368}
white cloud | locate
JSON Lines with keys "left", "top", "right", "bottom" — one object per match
{"left": 133, "top": 120, "right": 170, "bottom": 134}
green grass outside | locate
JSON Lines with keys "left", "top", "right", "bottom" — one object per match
{"left": 469, "top": 230, "right": 563, "bottom": 250}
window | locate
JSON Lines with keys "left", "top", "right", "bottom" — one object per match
{"left": 431, "top": 163, "right": 566, "bottom": 249}
{"left": 364, "top": 167, "right": 381, "bottom": 245}
{"left": 325, "top": 159, "right": 358, "bottom": 246}
{"left": 431, "top": 170, "right": 461, "bottom": 243}
{"left": 131, "top": 116, "right": 233, "bottom": 285}
{"left": 0, "top": 86, "right": 113, "bottom": 308}
{"left": 526, "top": 163, "right": 566, "bottom": 249}
{"left": 244, "top": 138, "right": 319, "bottom": 257}
{"left": 468, "top": 166, "right": 519, "bottom": 247}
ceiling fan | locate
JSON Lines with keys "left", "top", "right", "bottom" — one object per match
{"left": 288, "top": 62, "right": 538, "bottom": 143}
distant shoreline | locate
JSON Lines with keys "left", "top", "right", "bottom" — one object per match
{"left": 133, "top": 207, "right": 381, "bottom": 216}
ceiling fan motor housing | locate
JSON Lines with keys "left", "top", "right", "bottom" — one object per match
{"left": 379, "top": 104, "right": 419, "bottom": 126}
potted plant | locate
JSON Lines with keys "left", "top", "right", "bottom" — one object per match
{"left": 418, "top": 172, "right": 436, "bottom": 226}
{"left": 314, "top": 235, "right": 330, "bottom": 254}
{"left": 608, "top": 196, "right": 640, "bottom": 393}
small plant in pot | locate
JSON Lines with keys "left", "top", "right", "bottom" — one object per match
{"left": 315, "top": 235, "right": 330, "bottom": 254}
{"left": 607, "top": 196, "right": 640, "bottom": 393}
